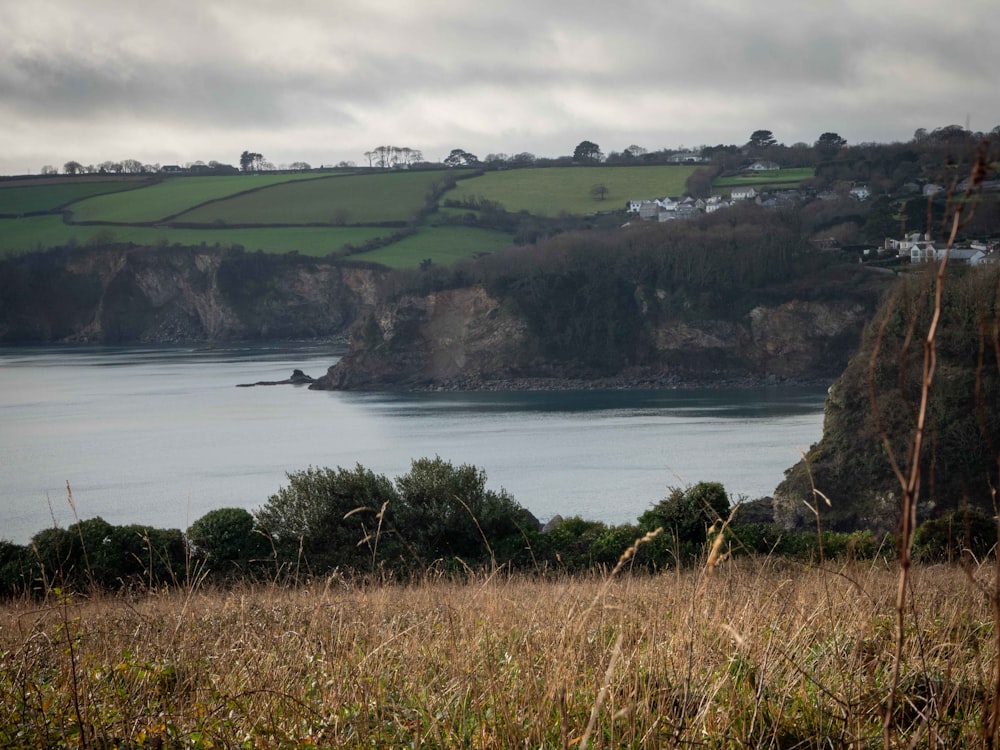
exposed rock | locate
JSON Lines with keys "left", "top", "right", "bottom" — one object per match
{"left": 772, "top": 266, "right": 1000, "bottom": 533}
{"left": 311, "top": 276, "right": 888, "bottom": 391}
{"left": 1, "top": 244, "right": 385, "bottom": 344}
{"left": 236, "top": 369, "right": 316, "bottom": 387}
{"left": 311, "top": 286, "right": 534, "bottom": 390}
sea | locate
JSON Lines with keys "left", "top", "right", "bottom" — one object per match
{"left": 0, "top": 343, "right": 829, "bottom": 544}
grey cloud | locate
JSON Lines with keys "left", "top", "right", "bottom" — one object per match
{"left": 1, "top": 0, "right": 999, "bottom": 173}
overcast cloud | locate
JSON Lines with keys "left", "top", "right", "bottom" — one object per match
{"left": 2, "top": 0, "right": 998, "bottom": 174}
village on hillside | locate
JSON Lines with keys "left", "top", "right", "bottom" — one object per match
{"left": 623, "top": 149, "right": 999, "bottom": 266}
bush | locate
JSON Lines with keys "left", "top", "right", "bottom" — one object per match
{"left": 187, "top": 508, "right": 268, "bottom": 574}
{"left": 255, "top": 464, "right": 397, "bottom": 575}
{"left": 29, "top": 517, "right": 186, "bottom": 592}
{"left": 390, "top": 457, "right": 539, "bottom": 571}
{"left": 913, "top": 509, "right": 997, "bottom": 562}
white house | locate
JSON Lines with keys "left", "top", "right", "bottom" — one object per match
{"left": 747, "top": 161, "right": 779, "bottom": 171}
{"left": 731, "top": 187, "right": 758, "bottom": 201}
{"left": 849, "top": 185, "right": 871, "bottom": 201}
{"left": 667, "top": 151, "right": 704, "bottom": 163}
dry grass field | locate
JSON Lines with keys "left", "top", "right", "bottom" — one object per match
{"left": 2, "top": 553, "right": 998, "bottom": 748}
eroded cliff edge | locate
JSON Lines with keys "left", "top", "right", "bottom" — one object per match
{"left": 311, "top": 265, "right": 894, "bottom": 391}
{"left": 0, "top": 244, "right": 385, "bottom": 343}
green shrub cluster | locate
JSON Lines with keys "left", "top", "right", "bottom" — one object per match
{"left": 4, "top": 459, "right": 991, "bottom": 598}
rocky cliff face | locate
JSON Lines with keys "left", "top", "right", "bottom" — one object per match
{"left": 772, "top": 266, "right": 1000, "bottom": 533}
{"left": 312, "top": 270, "right": 888, "bottom": 391}
{"left": 313, "top": 287, "right": 535, "bottom": 389}
{"left": 0, "top": 245, "right": 384, "bottom": 343}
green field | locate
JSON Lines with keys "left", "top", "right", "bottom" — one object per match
{"left": 447, "top": 166, "right": 698, "bottom": 216}
{"left": 67, "top": 173, "right": 325, "bottom": 223}
{"left": 714, "top": 167, "right": 815, "bottom": 188}
{"left": 358, "top": 226, "right": 513, "bottom": 268}
{"left": 0, "top": 180, "right": 146, "bottom": 215}
{"left": 0, "top": 215, "right": 391, "bottom": 257}
{"left": 174, "top": 170, "right": 449, "bottom": 225}
{"left": 1, "top": 164, "right": 806, "bottom": 265}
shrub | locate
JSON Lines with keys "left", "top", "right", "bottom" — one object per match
{"left": 913, "top": 508, "right": 997, "bottom": 562}
{"left": 389, "top": 456, "right": 539, "bottom": 571}
{"left": 187, "top": 507, "right": 268, "bottom": 574}
{"left": 29, "top": 517, "right": 186, "bottom": 592}
{"left": 255, "top": 464, "right": 397, "bottom": 575}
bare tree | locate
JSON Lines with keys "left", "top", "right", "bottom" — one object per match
{"left": 590, "top": 183, "right": 609, "bottom": 201}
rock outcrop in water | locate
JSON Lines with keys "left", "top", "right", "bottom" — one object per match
{"left": 236, "top": 369, "right": 316, "bottom": 387}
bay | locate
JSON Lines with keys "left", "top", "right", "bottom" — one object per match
{"left": 0, "top": 344, "right": 828, "bottom": 544}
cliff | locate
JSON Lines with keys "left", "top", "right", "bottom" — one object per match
{"left": 772, "top": 265, "right": 1000, "bottom": 533}
{"left": 0, "top": 244, "right": 385, "bottom": 344}
{"left": 312, "top": 265, "right": 892, "bottom": 391}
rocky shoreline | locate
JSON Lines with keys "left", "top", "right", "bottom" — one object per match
{"left": 337, "top": 371, "right": 836, "bottom": 393}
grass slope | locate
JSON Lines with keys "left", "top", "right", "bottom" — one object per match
{"left": 67, "top": 173, "right": 324, "bottom": 223}
{"left": 0, "top": 215, "right": 391, "bottom": 257}
{"left": 358, "top": 226, "right": 513, "bottom": 268}
{"left": 173, "top": 170, "right": 450, "bottom": 225}
{"left": 1, "top": 562, "right": 992, "bottom": 747}
{"left": 0, "top": 180, "right": 145, "bottom": 215}
{"left": 714, "top": 167, "right": 815, "bottom": 188}
{"left": 448, "top": 165, "right": 698, "bottom": 216}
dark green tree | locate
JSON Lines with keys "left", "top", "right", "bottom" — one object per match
{"left": 748, "top": 130, "right": 777, "bottom": 149}
{"left": 239, "top": 151, "right": 263, "bottom": 172}
{"left": 815, "top": 132, "right": 848, "bottom": 161}
{"left": 443, "top": 149, "right": 479, "bottom": 167}
{"left": 573, "top": 140, "right": 603, "bottom": 163}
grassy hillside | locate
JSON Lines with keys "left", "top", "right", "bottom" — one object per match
{"left": 447, "top": 165, "right": 698, "bottom": 215}
{"left": 359, "top": 226, "right": 513, "bottom": 268}
{"left": 0, "top": 163, "right": 811, "bottom": 267}
{"left": 0, "top": 179, "right": 145, "bottom": 215}
{"left": 1, "top": 562, "right": 992, "bottom": 747}
{"left": 68, "top": 173, "right": 322, "bottom": 223}
{"left": 0, "top": 215, "right": 392, "bottom": 257}
{"left": 173, "top": 170, "right": 448, "bottom": 225}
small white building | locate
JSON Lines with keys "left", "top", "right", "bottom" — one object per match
{"left": 731, "top": 187, "right": 758, "bottom": 201}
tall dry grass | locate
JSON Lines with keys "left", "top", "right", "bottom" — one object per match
{"left": 1, "top": 556, "right": 996, "bottom": 748}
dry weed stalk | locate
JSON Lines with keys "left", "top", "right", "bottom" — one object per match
{"left": 869, "top": 143, "right": 994, "bottom": 746}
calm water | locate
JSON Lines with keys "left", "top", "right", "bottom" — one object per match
{"left": 0, "top": 344, "right": 828, "bottom": 544}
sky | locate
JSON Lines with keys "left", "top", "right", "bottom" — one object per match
{"left": 2, "top": 0, "right": 999, "bottom": 175}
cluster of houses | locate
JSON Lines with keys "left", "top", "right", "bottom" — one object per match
{"left": 883, "top": 233, "right": 996, "bottom": 265}
{"left": 626, "top": 195, "right": 737, "bottom": 221}
{"left": 626, "top": 184, "right": 793, "bottom": 222}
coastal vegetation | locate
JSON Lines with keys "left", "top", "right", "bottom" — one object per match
{"left": 775, "top": 263, "right": 1000, "bottom": 533}
{"left": 1, "top": 517, "right": 998, "bottom": 747}
{"left": 1, "top": 127, "right": 1000, "bottom": 745}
